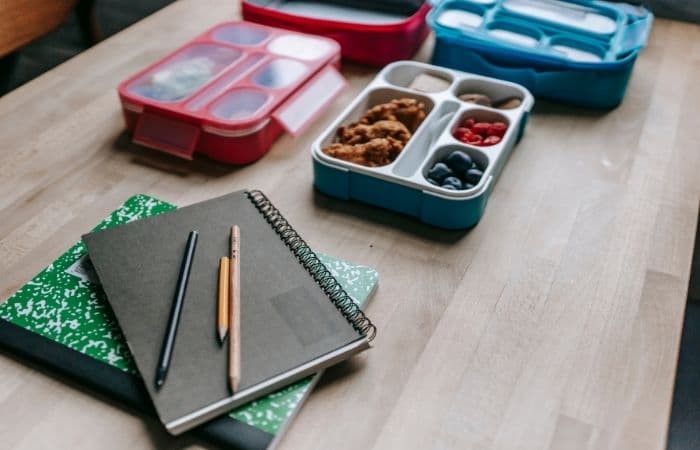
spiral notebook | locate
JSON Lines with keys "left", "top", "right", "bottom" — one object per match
{"left": 0, "top": 194, "right": 378, "bottom": 450}
{"left": 82, "top": 190, "right": 375, "bottom": 435}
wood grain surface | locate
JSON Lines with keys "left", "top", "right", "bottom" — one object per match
{"left": 0, "top": 1, "right": 699, "bottom": 449}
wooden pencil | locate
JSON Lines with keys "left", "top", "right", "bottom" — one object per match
{"left": 228, "top": 225, "right": 241, "bottom": 392}
{"left": 217, "top": 256, "right": 229, "bottom": 343}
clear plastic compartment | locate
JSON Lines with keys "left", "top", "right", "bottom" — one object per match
{"left": 431, "top": 0, "right": 630, "bottom": 67}
{"left": 486, "top": 20, "right": 542, "bottom": 48}
{"left": 212, "top": 22, "right": 271, "bottom": 45}
{"left": 252, "top": 58, "right": 309, "bottom": 89}
{"left": 436, "top": 6, "right": 486, "bottom": 29}
{"left": 128, "top": 44, "right": 242, "bottom": 102}
{"left": 184, "top": 53, "right": 267, "bottom": 111}
{"left": 548, "top": 36, "right": 607, "bottom": 62}
{"left": 502, "top": 0, "right": 618, "bottom": 35}
{"left": 267, "top": 35, "right": 333, "bottom": 60}
{"left": 209, "top": 88, "right": 270, "bottom": 121}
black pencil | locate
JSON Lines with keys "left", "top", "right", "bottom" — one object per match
{"left": 155, "top": 230, "right": 198, "bottom": 390}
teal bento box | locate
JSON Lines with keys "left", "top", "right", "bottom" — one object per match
{"left": 428, "top": 0, "right": 653, "bottom": 109}
{"left": 312, "top": 61, "right": 533, "bottom": 230}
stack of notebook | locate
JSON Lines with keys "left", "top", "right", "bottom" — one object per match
{"left": 0, "top": 191, "right": 378, "bottom": 449}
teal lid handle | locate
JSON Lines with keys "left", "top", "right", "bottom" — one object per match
{"left": 615, "top": 11, "right": 653, "bottom": 57}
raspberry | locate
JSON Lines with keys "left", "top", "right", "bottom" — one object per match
{"left": 483, "top": 135, "right": 501, "bottom": 146}
{"left": 453, "top": 127, "right": 471, "bottom": 140}
{"left": 471, "top": 122, "right": 491, "bottom": 137}
{"left": 464, "top": 133, "right": 483, "bottom": 145}
{"left": 462, "top": 118, "right": 475, "bottom": 129}
{"left": 488, "top": 122, "right": 507, "bottom": 137}
{"left": 458, "top": 133, "right": 474, "bottom": 143}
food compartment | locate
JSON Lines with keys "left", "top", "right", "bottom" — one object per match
{"left": 422, "top": 144, "right": 490, "bottom": 192}
{"left": 454, "top": 77, "right": 525, "bottom": 110}
{"left": 485, "top": 20, "right": 542, "bottom": 48}
{"left": 127, "top": 43, "right": 242, "bottom": 102}
{"left": 501, "top": 0, "right": 619, "bottom": 35}
{"left": 252, "top": 58, "right": 309, "bottom": 89}
{"left": 267, "top": 35, "right": 333, "bottom": 61}
{"left": 209, "top": 88, "right": 270, "bottom": 121}
{"left": 548, "top": 36, "right": 608, "bottom": 62}
{"left": 211, "top": 22, "right": 270, "bottom": 45}
{"left": 184, "top": 53, "right": 267, "bottom": 112}
{"left": 450, "top": 108, "right": 511, "bottom": 148}
{"left": 435, "top": 3, "right": 488, "bottom": 30}
{"left": 317, "top": 87, "right": 434, "bottom": 169}
{"left": 384, "top": 62, "right": 453, "bottom": 93}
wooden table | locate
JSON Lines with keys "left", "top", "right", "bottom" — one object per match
{"left": 1, "top": 1, "right": 698, "bottom": 449}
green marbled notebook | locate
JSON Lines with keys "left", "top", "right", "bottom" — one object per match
{"left": 0, "top": 194, "right": 378, "bottom": 446}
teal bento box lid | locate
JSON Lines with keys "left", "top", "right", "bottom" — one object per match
{"left": 427, "top": 0, "right": 653, "bottom": 108}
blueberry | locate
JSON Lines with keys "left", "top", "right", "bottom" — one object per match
{"left": 464, "top": 168, "right": 483, "bottom": 185}
{"left": 427, "top": 162, "right": 453, "bottom": 184}
{"left": 441, "top": 184, "right": 457, "bottom": 190}
{"left": 471, "top": 161, "right": 483, "bottom": 171}
{"left": 442, "top": 176, "right": 462, "bottom": 190}
{"left": 463, "top": 183, "right": 475, "bottom": 189}
{"left": 445, "top": 151, "right": 472, "bottom": 175}
{"left": 427, "top": 177, "right": 439, "bottom": 186}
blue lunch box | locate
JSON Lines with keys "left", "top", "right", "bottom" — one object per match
{"left": 428, "top": 0, "right": 653, "bottom": 108}
{"left": 312, "top": 61, "right": 533, "bottom": 229}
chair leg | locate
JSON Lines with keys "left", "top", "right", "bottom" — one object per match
{"left": 76, "top": 0, "right": 101, "bottom": 46}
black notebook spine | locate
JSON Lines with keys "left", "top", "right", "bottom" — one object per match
{"left": 246, "top": 190, "right": 376, "bottom": 341}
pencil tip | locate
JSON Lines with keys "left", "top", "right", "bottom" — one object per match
{"left": 218, "top": 328, "right": 228, "bottom": 344}
{"left": 229, "top": 376, "right": 240, "bottom": 393}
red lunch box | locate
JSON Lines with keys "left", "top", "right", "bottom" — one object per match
{"left": 241, "top": 1, "right": 431, "bottom": 66}
{"left": 118, "top": 21, "right": 346, "bottom": 164}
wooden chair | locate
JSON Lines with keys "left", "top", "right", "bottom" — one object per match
{"left": 0, "top": 0, "right": 80, "bottom": 57}
{"left": 0, "top": 0, "right": 97, "bottom": 93}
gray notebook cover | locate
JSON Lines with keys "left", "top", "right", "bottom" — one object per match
{"left": 82, "top": 191, "right": 370, "bottom": 435}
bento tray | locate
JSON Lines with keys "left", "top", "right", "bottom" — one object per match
{"left": 430, "top": 0, "right": 652, "bottom": 66}
{"left": 312, "top": 61, "right": 534, "bottom": 229}
{"left": 118, "top": 21, "right": 344, "bottom": 163}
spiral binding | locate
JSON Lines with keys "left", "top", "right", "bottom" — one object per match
{"left": 246, "top": 190, "right": 377, "bottom": 341}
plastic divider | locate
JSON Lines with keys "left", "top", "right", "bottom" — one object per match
{"left": 185, "top": 53, "right": 267, "bottom": 112}
{"left": 393, "top": 101, "right": 460, "bottom": 177}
